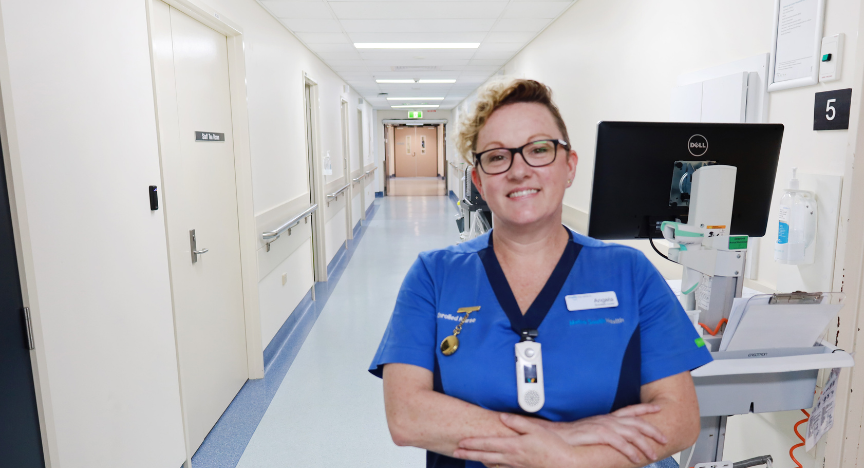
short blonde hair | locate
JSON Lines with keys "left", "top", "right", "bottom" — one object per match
{"left": 455, "top": 79, "right": 570, "bottom": 165}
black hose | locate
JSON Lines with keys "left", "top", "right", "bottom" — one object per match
{"left": 648, "top": 233, "right": 677, "bottom": 264}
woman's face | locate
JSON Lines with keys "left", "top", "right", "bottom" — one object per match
{"left": 471, "top": 102, "right": 577, "bottom": 230}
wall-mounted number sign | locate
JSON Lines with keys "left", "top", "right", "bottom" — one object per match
{"left": 195, "top": 131, "right": 225, "bottom": 141}
{"left": 814, "top": 88, "right": 852, "bottom": 130}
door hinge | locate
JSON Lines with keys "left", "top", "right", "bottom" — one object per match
{"left": 23, "top": 307, "right": 34, "bottom": 350}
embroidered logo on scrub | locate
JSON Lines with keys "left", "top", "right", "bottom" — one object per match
{"left": 569, "top": 318, "right": 625, "bottom": 326}
{"left": 438, "top": 312, "right": 476, "bottom": 323}
{"left": 565, "top": 291, "right": 619, "bottom": 311}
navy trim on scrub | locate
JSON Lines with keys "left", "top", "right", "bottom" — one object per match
{"left": 429, "top": 352, "right": 466, "bottom": 467}
{"left": 610, "top": 325, "right": 642, "bottom": 411}
{"left": 477, "top": 228, "right": 582, "bottom": 334}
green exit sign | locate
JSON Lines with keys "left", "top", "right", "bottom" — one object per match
{"left": 407, "top": 111, "right": 423, "bottom": 119}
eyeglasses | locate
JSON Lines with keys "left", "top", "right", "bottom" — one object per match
{"left": 473, "top": 139, "right": 569, "bottom": 175}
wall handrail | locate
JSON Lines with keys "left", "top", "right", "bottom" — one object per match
{"left": 261, "top": 204, "right": 318, "bottom": 251}
{"left": 448, "top": 161, "right": 460, "bottom": 169}
{"left": 326, "top": 183, "right": 351, "bottom": 201}
{"left": 365, "top": 166, "right": 377, "bottom": 176}
{"left": 352, "top": 174, "right": 365, "bottom": 184}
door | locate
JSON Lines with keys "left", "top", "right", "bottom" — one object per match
{"left": 0, "top": 139, "right": 45, "bottom": 466}
{"left": 394, "top": 126, "right": 439, "bottom": 177}
{"left": 340, "top": 100, "right": 353, "bottom": 240}
{"left": 151, "top": 1, "right": 248, "bottom": 453}
{"left": 304, "top": 83, "right": 320, "bottom": 283}
{"left": 356, "top": 109, "right": 365, "bottom": 221}
{"left": 415, "top": 126, "right": 438, "bottom": 177}
{"left": 394, "top": 126, "right": 415, "bottom": 177}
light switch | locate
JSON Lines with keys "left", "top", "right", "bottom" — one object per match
{"left": 819, "top": 33, "right": 844, "bottom": 83}
{"left": 282, "top": 273, "right": 287, "bottom": 286}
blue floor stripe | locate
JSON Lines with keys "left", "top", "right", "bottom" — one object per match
{"left": 189, "top": 201, "right": 382, "bottom": 468}
{"left": 448, "top": 190, "right": 459, "bottom": 210}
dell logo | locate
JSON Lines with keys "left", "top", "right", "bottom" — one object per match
{"left": 688, "top": 134, "right": 709, "bottom": 157}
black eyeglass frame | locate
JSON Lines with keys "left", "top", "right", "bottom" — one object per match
{"left": 472, "top": 139, "right": 570, "bottom": 175}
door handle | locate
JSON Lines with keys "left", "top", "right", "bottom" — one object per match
{"left": 189, "top": 229, "right": 209, "bottom": 264}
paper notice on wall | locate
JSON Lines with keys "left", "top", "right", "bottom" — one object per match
{"left": 323, "top": 151, "right": 333, "bottom": 176}
{"left": 773, "top": 0, "right": 819, "bottom": 83}
{"left": 695, "top": 274, "right": 713, "bottom": 312}
{"left": 806, "top": 368, "right": 840, "bottom": 451}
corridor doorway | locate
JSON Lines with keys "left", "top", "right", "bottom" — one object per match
{"left": 149, "top": 0, "right": 260, "bottom": 458}
{"left": 394, "top": 125, "right": 438, "bottom": 177}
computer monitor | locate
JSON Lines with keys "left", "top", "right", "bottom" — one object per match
{"left": 587, "top": 122, "right": 784, "bottom": 240}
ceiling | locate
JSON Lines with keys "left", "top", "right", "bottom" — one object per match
{"left": 255, "top": 0, "right": 577, "bottom": 110}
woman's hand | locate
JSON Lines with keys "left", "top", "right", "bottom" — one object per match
{"left": 533, "top": 404, "right": 668, "bottom": 464}
{"left": 453, "top": 413, "right": 577, "bottom": 468}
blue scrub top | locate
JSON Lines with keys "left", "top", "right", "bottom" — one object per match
{"left": 370, "top": 228, "right": 711, "bottom": 468}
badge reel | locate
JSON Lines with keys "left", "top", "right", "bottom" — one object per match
{"left": 515, "top": 329, "right": 544, "bottom": 413}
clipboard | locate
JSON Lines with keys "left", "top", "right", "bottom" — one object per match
{"left": 720, "top": 292, "right": 842, "bottom": 352}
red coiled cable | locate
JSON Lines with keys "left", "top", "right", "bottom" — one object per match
{"left": 698, "top": 318, "right": 728, "bottom": 336}
{"left": 790, "top": 409, "right": 810, "bottom": 468}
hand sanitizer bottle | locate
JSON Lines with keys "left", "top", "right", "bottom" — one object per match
{"left": 774, "top": 168, "right": 817, "bottom": 265}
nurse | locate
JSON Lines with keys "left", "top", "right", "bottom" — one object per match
{"left": 369, "top": 79, "right": 712, "bottom": 468}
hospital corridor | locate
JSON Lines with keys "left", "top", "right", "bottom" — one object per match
{"left": 4, "top": 1, "right": 864, "bottom": 468}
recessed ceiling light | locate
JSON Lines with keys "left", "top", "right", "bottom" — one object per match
{"left": 391, "top": 105, "right": 440, "bottom": 108}
{"left": 355, "top": 43, "right": 479, "bottom": 49}
{"left": 386, "top": 97, "right": 444, "bottom": 101}
{"left": 375, "top": 79, "right": 457, "bottom": 84}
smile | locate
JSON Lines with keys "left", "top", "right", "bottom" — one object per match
{"left": 508, "top": 189, "right": 539, "bottom": 198}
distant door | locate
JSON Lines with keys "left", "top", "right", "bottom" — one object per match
{"left": 304, "top": 83, "right": 320, "bottom": 281}
{"left": 0, "top": 138, "right": 45, "bottom": 466}
{"left": 340, "top": 100, "right": 353, "bottom": 240}
{"left": 394, "top": 126, "right": 438, "bottom": 177}
{"left": 394, "top": 126, "right": 412, "bottom": 177}
{"left": 415, "top": 126, "right": 438, "bottom": 177}
{"left": 151, "top": 1, "right": 248, "bottom": 453}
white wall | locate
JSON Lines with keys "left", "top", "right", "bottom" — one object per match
{"left": 0, "top": 0, "right": 187, "bottom": 466}
{"left": 0, "top": 0, "right": 379, "bottom": 463}
{"left": 456, "top": 0, "right": 862, "bottom": 466}
{"left": 202, "top": 0, "right": 375, "bottom": 351}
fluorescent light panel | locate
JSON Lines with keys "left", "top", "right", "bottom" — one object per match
{"left": 355, "top": 43, "right": 479, "bottom": 49}
{"left": 386, "top": 97, "right": 444, "bottom": 101}
{"left": 375, "top": 79, "right": 457, "bottom": 84}
{"left": 391, "top": 105, "right": 439, "bottom": 108}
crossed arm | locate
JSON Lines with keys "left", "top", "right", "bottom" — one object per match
{"left": 382, "top": 363, "right": 701, "bottom": 468}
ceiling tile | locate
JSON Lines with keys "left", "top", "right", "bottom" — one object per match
{"left": 340, "top": 19, "right": 496, "bottom": 33}
{"left": 316, "top": 51, "right": 363, "bottom": 60}
{"left": 329, "top": 2, "right": 507, "bottom": 19}
{"left": 482, "top": 31, "right": 536, "bottom": 43}
{"left": 502, "top": 1, "right": 572, "bottom": 19}
{"left": 282, "top": 19, "right": 343, "bottom": 33}
{"left": 307, "top": 43, "right": 358, "bottom": 53}
{"left": 476, "top": 42, "right": 523, "bottom": 53}
{"left": 470, "top": 50, "right": 515, "bottom": 60}
{"left": 347, "top": 32, "right": 488, "bottom": 43}
{"left": 260, "top": 1, "right": 333, "bottom": 19}
{"left": 294, "top": 32, "right": 350, "bottom": 43}
{"left": 357, "top": 50, "right": 477, "bottom": 61}
{"left": 490, "top": 18, "right": 550, "bottom": 33}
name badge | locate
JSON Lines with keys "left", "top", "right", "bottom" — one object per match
{"left": 565, "top": 292, "right": 619, "bottom": 311}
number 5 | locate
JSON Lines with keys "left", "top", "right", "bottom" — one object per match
{"left": 826, "top": 99, "right": 837, "bottom": 121}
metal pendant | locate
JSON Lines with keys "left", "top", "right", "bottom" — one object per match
{"left": 440, "top": 335, "right": 460, "bottom": 356}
